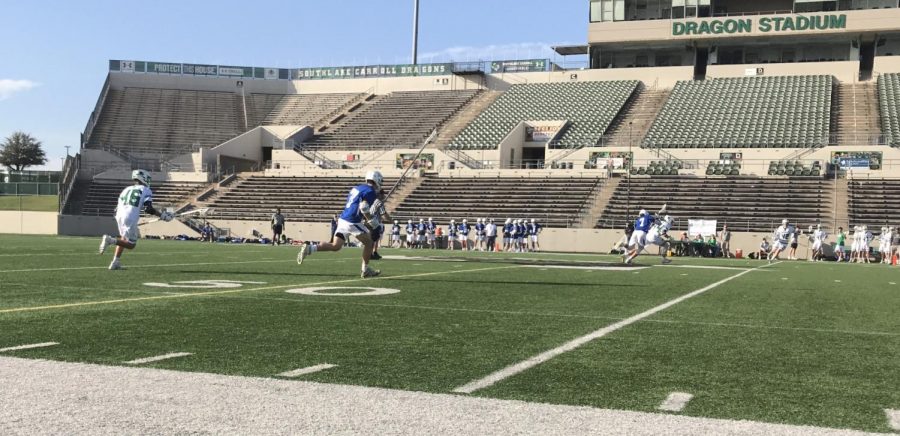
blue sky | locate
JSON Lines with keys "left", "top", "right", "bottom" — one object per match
{"left": 0, "top": 0, "right": 587, "bottom": 170}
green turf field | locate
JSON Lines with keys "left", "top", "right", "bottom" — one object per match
{"left": 0, "top": 195, "right": 58, "bottom": 211}
{"left": 0, "top": 235, "right": 898, "bottom": 432}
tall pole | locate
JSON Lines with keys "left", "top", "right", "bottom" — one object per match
{"left": 627, "top": 121, "right": 633, "bottom": 223}
{"left": 411, "top": 0, "right": 420, "bottom": 65}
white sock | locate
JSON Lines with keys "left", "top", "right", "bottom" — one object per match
{"left": 310, "top": 244, "right": 318, "bottom": 253}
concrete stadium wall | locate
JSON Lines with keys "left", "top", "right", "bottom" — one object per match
{"left": 0, "top": 211, "right": 58, "bottom": 235}
{"left": 875, "top": 56, "right": 900, "bottom": 74}
{"left": 707, "top": 61, "right": 860, "bottom": 83}
{"left": 57, "top": 215, "right": 117, "bottom": 237}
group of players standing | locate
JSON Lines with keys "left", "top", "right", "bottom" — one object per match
{"left": 765, "top": 220, "right": 896, "bottom": 263}
{"left": 388, "top": 218, "right": 542, "bottom": 252}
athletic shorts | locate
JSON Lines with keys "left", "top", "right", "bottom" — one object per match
{"left": 427, "top": 233, "right": 435, "bottom": 242}
{"left": 371, "top": 226, "right": 384, "bottom": 242}
{"left": 812, "top": 240, "right": 823, "bottom": 250}
{"left": 272, "top": 224, "right": 283, "bottom": 235}
{"left": 531, "top": 235, "right": 538, "bottom": 242}
{"left": 628, "top": 230, "right": 647, "bottom": 249}
{"left": 458, "top": 235, "right": 467, "bottom": 242}
{"left": 392, "top": 234, "right": 400, "bottom": 241}
{"left": 116, "top": 215, "right": 140, "bottom": 244}
{"left": 406, "top": 234, "right": 414, "bottom": 242}
{"left": 790, "top": 242, "right": 798, "bottom": 249}
{"left": 773, "top": 241, "right": 787, "bottom": 251}
{"left": 334, "top": 218, "right": 369, "bottom": 241}
{"left": 836, "top": 244, "right": 844, "bottom": 252}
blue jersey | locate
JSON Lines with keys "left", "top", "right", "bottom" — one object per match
{"left": 417, "top": 223, "right": 426, "bottom": 235}
{"left": 391, "top": 224, "right": 401, "bottom": 236}
{"left": 459, "top": 224, "right": 470, "bottom": 235}
{"left": 426, "top": 222, "right": 436, "bottom": 233}
{"left": 503, "top": 224, "right": 512, "bottom": 236}
{"left": 448, "top": 225, "right": 458, "bottom": 237}
{"left": 475, "top": 223, "right": 485, "bottom": 235}
{"left": 406, "top": 224, "right": 414, "bottom": 234}
{"left": 339, "top": 184, "right": 378, "bottom": 223}
{"left": 634, "top": 215, "right": 655, "bottom": 232}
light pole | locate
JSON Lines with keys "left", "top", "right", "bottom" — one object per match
{"left": 411, "top": 0, "right": 420, "bottom": 65}
{"left": 626, "top": 121, "right": 633, "bottom": 223}
{"left": 64, "top": 145, "right": 71, "bottom": 156}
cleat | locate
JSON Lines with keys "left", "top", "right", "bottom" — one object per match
{"left": 361, "top": 267, "right": 381, "bottom": 278}
{"left": 99, "top": 235, "right": 115, "bottom": 255}
{"left": 108, "top": 261, "right": 123, "bottom": 270}
{"left": 297, "top": 243, "right": 311, "bottom": 265}
{"left": 371, "top": 251, "right": 382, "bottom": 261}
{"left": 661, "top": 258, "right": 672, "bottom": 265}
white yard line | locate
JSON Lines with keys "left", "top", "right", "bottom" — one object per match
{"left": 0, "top": 265, "right": 521, "bottom": 314}
{"left": 0, "top": 259, "right": 287, "bottom": 274}
{"left": 124, "top": 352, "right": 193, "bottom": 365}
{"left": 0, "top": 342, "right": 58, "bottom": 353}
{"left": 658, "top": 392, "right": 693, "bottom": 412}
{"left": 277, "top": 364, "right": 336, "bottom": 378}
{"left": 885, "top": 409, "right": 900, "bottom": 431}
{"left": 0, "top": 356, "right": 877, "bottom": 436}
{"left": 522, "top": 265, "right": 648, "bottom": 271}
{"left": 453, "top": 262, "right": 780, "bottom": 394}
{"left": 655, "top": 264, "right": 766, "bottom": 271}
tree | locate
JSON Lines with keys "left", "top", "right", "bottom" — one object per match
{"left": 0, "top": 131, "right": 47, "bottom": 172}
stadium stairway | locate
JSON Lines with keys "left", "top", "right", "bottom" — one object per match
{"left": 832, "top": 82, "right": 881, "bottom": 145}
{"left": 602, "top": 86, "right": 671, "bottom": 147}
{"left": 582, "top": 176, "right": 621, "bottom": 229}
{"left": 431, "top": 91, "right": 503, "bottom": 149}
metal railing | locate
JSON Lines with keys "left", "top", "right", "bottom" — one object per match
{"left": 81, "top": 75, "right": 111, "bottom": 147}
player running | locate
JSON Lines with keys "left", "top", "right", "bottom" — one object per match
{"left": 99, "top": 170, "right": 173, "bottom": 270}
{"left": 296, "top": 171, "right": 383, "bottom": 278}
{"left": 623, "top": 209, "right": 655, "bottom": 264}
{"left": 768, "top": 219, "right": 792, "bottom": 262}
{"left": 645, "top": 215, "right": 674, "bottom": 264}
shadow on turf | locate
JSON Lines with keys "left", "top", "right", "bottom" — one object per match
{"left": 175, "top": 271, "right": 342, "bottom": 278}
{"left": 385, "top": 278, "right": 640, "bottom": 288}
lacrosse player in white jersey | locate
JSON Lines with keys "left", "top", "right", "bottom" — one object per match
{"left": 98, "top": 170, "right": 173, "bottom": 270}
{"left": 644, "top": 215, "right": 674, "bottom": 264}
{"left": 863, "top": 226, "right": 874, "bottom": 263}
{"left": 768, "top": 219, "right": 791, "bottom": 263}
{"left": 849, "top": 226, "right": 862, "bottom": 263}
{"left": 878, "top": 227, "right": 894, "bottom": 264}
{"left": 810, "top": 224, "right": 827, "bottom": 262}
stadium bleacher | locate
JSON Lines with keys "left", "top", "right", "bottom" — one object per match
{"left": 449, "top": 81, "right": 638, "bottom": 150}
{"left": 303, "top": 90, "right": 479, "bottom": 149}
{"left": 253, "top": 93, "right": 361, "bottom": 127}
{"left": 643, "top": 75, "right": 833, "bottom": 148}
{"left": 392, "top": 176, "right": 602, "bottom": 228}
{"left": 76, "top": 180, "right": 208, "bottom": 216}
{"left": 87, "top": 88, "right": 243, "bottom": 155}
{"left": 208, "top": 176, "right": 398, "bottom": 223}
{"left": 631, "top": 160, "right": 683, "bottom": 176}
{"left": 597, "top": 176, "right": 833, "bottom": 232}
{"left": 848, "top": 178, "right": 900, "bottom": 229}
{"left": 877, "top": 73, "right": 900, "bottom": 147}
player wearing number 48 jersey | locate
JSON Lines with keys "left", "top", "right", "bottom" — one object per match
{"left": 296, "top": 171, "right": 384, "bottom": 278}
{"left": 98, "top": 170, "right": 173, "bottom": 270}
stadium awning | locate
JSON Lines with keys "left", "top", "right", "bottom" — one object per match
{"left": 552, "top": 45, "right": 589, "bottom": 56}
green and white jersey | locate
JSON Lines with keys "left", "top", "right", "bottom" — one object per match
{"left": 116, "top": 184, "right": 153, "bottom": 226}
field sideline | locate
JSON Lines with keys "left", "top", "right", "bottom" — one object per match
{"left": 0, "top": 235, "right": 898, "bottom": 433}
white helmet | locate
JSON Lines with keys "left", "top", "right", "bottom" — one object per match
{"left": 463, "top": 218, "right": 468, "bottom": 223}
{"left": 530, "top": 218, "right": 535, "bottom": 223}
{"left": 428, "top": 217, "right": 433, "bottom": 222}
{"left": 394, "top": 220, "right": 398, "bottom": 224}
{"left": 451, "top": 219, "right": 456, "bottom": 223}
{"left": 419, "top": 218, "right": 424, "bottom": 223}
{"left": 132, "top": 169, "right": 151, "bottom": 186}
{"left": 408, "top": 219, "right": 412, "bottom": 224}
{"left": 664, "top": 215, "right": 673, "bottom": 224}
{"left": 782, "top": 219, "right": 789, "bottom": 226}
{"left": 365, "top": 170, "right": 383, "bottom": 189}
{"left": 639, "top": 209, "right": 647, "bottom": 216}
{"left": 817, "top": 224, "right": 822, "bottom": 230}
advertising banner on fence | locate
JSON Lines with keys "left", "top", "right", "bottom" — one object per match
{"left": 491, "top": 59, "right": 548, "bottom": 73}
{"left": 688, "top": 219, "right": 718, "bottom": 237}
{"left": 146, "top": 61, "right": 182, "bottom": 74}
{"left": 293, "top": 63, "right": 453, "bottom": 80}
{"left": 396, "top": 153, "right": 435, "bottom": 170}
{"left": 111, "top": 60, "right": 284, "bottom": 80}
{"left": 525, "top": 121, "right": 566, "bottom": 142}
{"left": 831, "top": 151, "right": 882, "bottom": 170}
{"left": 589, "top": 151, "right": 632, "bottom": 170}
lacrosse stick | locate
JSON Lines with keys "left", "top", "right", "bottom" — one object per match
{"left": 139, "top": 207, "right": 213, "bottom": 226}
